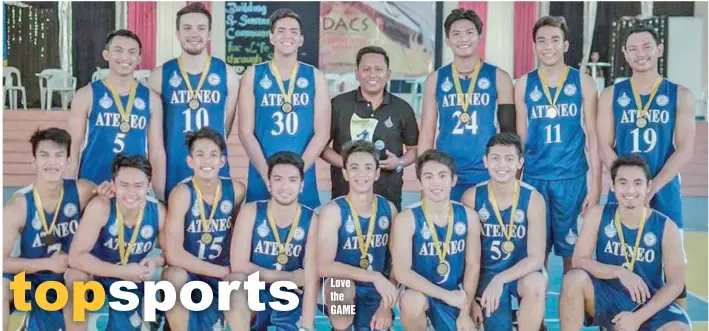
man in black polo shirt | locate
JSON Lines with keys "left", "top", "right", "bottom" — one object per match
{"left": 322, "top": 46, "right": 419, "bottom": 210}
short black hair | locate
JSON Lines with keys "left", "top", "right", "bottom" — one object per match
{"left": 533, "top": 16, "right": 568, "bottom": 41}
{"left": 186, "top": 127, "right": 226, "bottom": 154}
{"left": 416, "top": 150, "right": 457, "bottom": 180}
{"left": 610, "top": 154, "right": 651, "bottom": 183}
{"left": 341, "top": 140, "right": 380, "bottom": 169}
{"left": 267, "top": 151, "right": 305, "bottom": 180}
{"left": 30, "top": 127, "right": 71, "bottom": 157}
{"left": 111, "top": 154, "right": 153, "bottom": 182}
{"left": 356, "top": 46, "right": 390, "bottom": 68}
{"left": 105, "top": 29, "right": 142, "bottom": 54}
{"left": 485, "top": 133, "right": 523, "bottom": 158}
{"left": 444, "top": 8, "right": 483, "bottom": 37}
{"left": 176, "top": 3, "right": 212, "bottom": 31}
{"left": 625, "top": 24, "right": 660, "bottom": 45}
{"left": 269, "top": 8, "right": 303, "bottom": 33}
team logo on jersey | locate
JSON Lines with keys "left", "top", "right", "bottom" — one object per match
{"left": 129, "top": 311, "right": 142, "bottom": 328}
{"left": 31, "top": 212, "right": 42, "bottom": 230}
{"left": 99, "top": 93, "right": 113, "bottom": 109}
{"left": 109, "top": 223, "right": 118, "bottom": 237}
{"left": 133, "top": 97, "right": 146, "bottom": 111}
{"left": 257, "top": 220, "right": 270, "bottom": 238}
{"left": 454, "top": 222, "right": 466, "bottom": 236}
{"left": 169, "top": 71, "right": 183, "bottom": 88}
{"left": 260, "top": 75, "right": 273, "bottom": 89}
{"left": 440, "top": 77, "right": 453, "bottom": 92}
{"left": 421, "top": 225, "right": 432, "bottom": 240}
{"left": 208, "top": 73, "right": 221, "bottom": 86}
{"left": 294, "top": 226, "right": 305, "bottom": 241}
{"left": 345, "top": 216, "right": 355, "bottom": 234}
{"left": 565, "top": 229, "right": 577, "bottom": 245}
{"left": 140, "top": 225, "right": 154, "bottom": 240}
{"left": 529, "top": 86, "right": 543, "bottom": 102}
{"left": 384, "top": 117, "right": 394, "bottom": 128}
{"left": 656, "top": 94, "right": 669, "bottom": 107}
{"left": 378, "top": 216, "right": 390, "bottom": 230}
{"left": 643, "top": 232, "right": 657, "bottom": 247}
{"left": 191, "top": 202, "right": 200, "bottom": 218}
{"left": 296, "top": 77, "right": 309, "bottom": 89}
{"left": 220, "top": 200, "right": 233, "bottom": 214}
{"left": 479, "top": 206, "right": 490, "bottom": 222}
{"left": 514, "top": 210, "right": 525, "bottom": 224}
{"left": 604, "top": 223, "right": 617, "bottom": 238}
{"left": 617, "top": 92, "right": 631, "bottom": 108}
{"left": 477, "top": 77, "right": 490, "bottom": 90}
{"left": 63, "top": 203, "right": 77, "bottom": 218}
{"left": 563, "top": 83, "right": 577, "bottom": 96}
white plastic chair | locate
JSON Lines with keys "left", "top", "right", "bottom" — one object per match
{"left": 134, "top": 70, "right": 151, "bottom": 85}
{"left": 37, "top": 68, "right": 65, "bottom": 109}
{"left": 45, "top": 71, "right": 76, "bottom": 110}
{"left": 91, "top": 67, "right": 110, "bottom": 82}
{"left": 3, "top": 66, "right": 27, "bottom": 110}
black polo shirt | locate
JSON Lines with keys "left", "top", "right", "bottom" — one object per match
{"left": 330, "top": 88, "right": 419, "bottom": 210}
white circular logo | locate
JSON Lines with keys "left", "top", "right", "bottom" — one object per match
{"left": 656, "top": 94, "right": 669, "bottom": 107}
{"left": 208, "top": 73, "right": 221, "bottom": 86}
{"left": 296, "top": 77, "right": 309, "bottom": 89}
{"left": 63, "top": 203, "right": 77, "bottom": 218}
{"left": 563, "top": 83, "right": 577, "bottom": 96}
{"left": 109, "top": 223, "right": 118, "bottom": 237}
{"left": 257, "top": 220, "right": 270, "bottom": 238}
{"left": 293, "top": 227, "right": 305, "bottom": 241}
{"left": 421, "top": 226, "right": 432, "bottom": 240}
{"left": 441, "top": 77, "right": 453, "bottom": 92}
{"left": 478, "top": 206, "right": 490, "bottom": 222}
{"left": 133, "top": 97, "right": 146, "bottom": 111}
{"left": 530, "top": 86, "right": 543, "bottom": 102}
{"left": 191, "top": 203, "right": 200, "bottom": 218}
{"left": 140, "top": 225, "right": 154, "bottom": 240}
{"left": 477, "top": 77, "right": 490, "bottom": 90}
{"left": 99, "top": 93, "right": 113, "bottom": 109}
{"left": 345, "top": 216, "right": 355, "bottom": 234}
{"left": 454, "top": 222, "right": 467, "bottom": 236}
{"left": 514, "top": 210, "right": 525, "bottom": 224}
{"left": 31, "top": 213, "right": 42, "bottom": 230}
{"left": 260, "top": 75, "right": 273, "bottom": 89}
{"left": 169, "top": 71, "right": 183, "bottom": 88}
{"left": 220, "top": 200, "right": 233, "bottom": 214}
{"left": 378, "top": 216, "right": 390, "bottom": 230}
{"left": 604, "top": 223, "right": 617, "bottom": 238}
{"left": 643, "top": 232, "right": 657, "bottom": 247}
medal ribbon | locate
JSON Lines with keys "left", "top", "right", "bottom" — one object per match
{"left": 630, "top": 75, "right": 663, "bottom": 120}
{"left": 538, "top": 66, "right": 569, "bottom": 108}
{"left": 192, "top": 177, "right": 222, "bottom": 237}
{"left": 345, "top": 196, "right": 378, "bottom": 260}
{"left": 451, "top": 60, "right": 482, "bottom": 113}
{"left": 32, "top": 184, "right": 64, "bottom": 241}
{"left": 103, "top": 79, "right": 137, "bottom": 125}
{"left": 487, "top": 180, "right": 520, "bottom": 243}
{"left": 614, "top": 207, "right": 647, "bottom": 272}
{"left": 116, "top": 202, "right": 145, "bottom": 265}
{"left": 421, "top": 201, "right": 454, "bottom": 264}
{"left": 177, "top": 56, "right": 212, "bottom": 103}
{"left": 269, "top": 61, "right": 299, "bottom": 105}
{"left": 266, "top": 201, "right": 302, "bottom": 257}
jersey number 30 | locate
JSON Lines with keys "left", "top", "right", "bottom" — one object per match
{"left": 271, "top": 112, "right": 299, "bottom": 136}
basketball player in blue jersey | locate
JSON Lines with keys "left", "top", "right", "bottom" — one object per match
{"left": 68, "top": 155, "right": 166, "bottom": 331}
{"left": 461, "top": 133, "right": 547, "bottom": 330}
{"left": 418, "top": 9, "right": 516, "bottom": 202}
{"left": 238, "top": 8, "right": 331, "bottom": 210}
{"left": 318, "top": 140, "right": 398, "bottom": 331}
{"left": 392, "top": 150, "right": 480, "bottom": 331}
{"left": 148, "top": 3, "right": 239, "bottom": 197}
{"left": 226, "top": 152, "right": 318, "bottom": 331}
{"left": 161, "top": 127, "right": 245, "bottom": 331}
{"left": 3, "top": 128, "right": 96, "bottom": 331}
{"left": 68, "top": 29, "right": 166, "bottom": 200}
{"left": 514, "top": 17, "right": 602, "bottom": 273}
{"left": 559, "top": 155, "right": 690, "bottom": 330}
{"left": 597, "top": 25, "right": 695, "bottom": 306}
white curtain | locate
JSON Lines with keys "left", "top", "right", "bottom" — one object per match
{"left": 211, "top": 1, "right": 226, "bottom": 60}
{"left": 115, "top": 1, "right": 127, "bottom": 30}
{"left": 641, "top": 1, "right": 654, "bottom": 18}
{"left": 580, "top": 1, "right": 598, "bottom": 74}
{"left": 58, "top": 1, "right": 72, "bottom": 74}
{"left": 484, "top": 1, "right": 515, "bottom": 75}
{"left": 156, "top": 1, "right": 186, "bottom": 66}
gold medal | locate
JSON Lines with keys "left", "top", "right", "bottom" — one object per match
{"left": 119, "top": 121, "right": 131, "bottom": 133}
{"left": 451, "top": 60, "right": 482, "bottom": 115}
{"left": 629, "top": 75, "right": 663, "bottom": 127}
{"left": 538, "top": 66, "right": 569, "bottom": 119}
{"left": 32, "top": 184, "right": 64, "bottom": 251}
{"left": 359, "top": 257, "right": 370, "bottom": 269}
{"left": 281, "top": 102, "right": 293, "bottom": 113}
{"left": 502, "top": 240, "right": 515, "bottom": 254}
{"left": 345, "top": 196, "right": 378, "bottom": 270}
{"left": 546, "top": 106, "right": 558, "bottom": 119}
{"left": 459, "top": 112, "right": 471, "bottom": 123}
{"left": 116, "top": 202, "right": 146, "bottom": 265}
{"left": 192, "top": 177, "right": 222, "bottom": 250}
{"left": 178, "top": 56, "right": 212, "bottom": 111}
{"left": 43, "top": 235, "right": 55, "bottom": 247}
{"left": 488, "top": 180, "right": 521, "bottom": 256}
{"left": 614, "top": 207, "right": 647, "bottom": 272}
{"left": 636, "top": 116, "right": 648, "bottom": 128}
{"left": 201, "top": 233, "right": 213, "bottom": 244}
{"left": 103, "top": 79, "right": 137, "bottom": 133}
{"left": 269, "top": 61, "right": 299, "bottom": 115}
{"left": 437, "top": 262, "right": 449, "bottom": 276}
{"left": 277, "top": 253, "right": 289, "bottom": 265}
{"left": 422, "top": 200, "right": 455, "bottom": 278}
{"left": 189, "top": 98, "right": 200, "bottom": 110}
{"left": 267, "top": 201, "right": 302, "bottom": 267}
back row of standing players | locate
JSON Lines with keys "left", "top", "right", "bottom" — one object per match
{"left": 3, "top": 3, "right": 695, "bottom": 331}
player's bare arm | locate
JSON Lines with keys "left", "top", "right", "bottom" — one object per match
{"left": 513, "top": 74, "right": 529, "bottom": 145}
{"left": 76, "top": 179, "right": 98, "bottom": 211}
{"left": 496, "top": 68, "right": 515, "bottom": 133}
{"left": 581, "top": 73, "right": 602, "bottom": 209}
{"left": 417, "top": 71, "right": 439, "bottom": 154}
{"left": 498, "top": 191, "right": 546, "bottom": 284}
{"left": 460, "top": 206, "right": 481, "bottom": 323}
{"left": 148, "top": 90, "right": 167, "bottom": 201}
{"left": 65, "top": 85, "right": 93, "bottom": 178}
{"left": 237, "top": 66, "right": 269, "bottom": 181}
{"left": 225, "top": 65, "right": 239, "bottom": 137}
{"left": 571, "top": 205, "right": 624, "bottom": 279}
{"left": 596, "top": 86, "right": 618, "bottom": 170}
{"left": 164, "top": 184, "right": 229, "bottom": 279}
{"left": 232, "top": 180, "right": 246, "bottom": 208}
{"left": 300, "top": 213, "right": 319, "bottom": 330}
{"left": 147, "top": 65, "right": 163, "bottom": 96}
{"left": 300, "top": 69, "right": 331, "bottom": 171}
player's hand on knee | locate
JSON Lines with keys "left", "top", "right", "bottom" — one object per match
{"left": 138, "top": 258, "right": 156, "bottom": 281}
{"left": 618, "top": 269, "right": 651, "bottom": 303}
{"left": 122, "top": 263, "right": 148, "bottom": 283}
{"left": 456, "top": 313, "right": 475, "bottom": 331}
{"left": 370, "top": 304, "right": 393, "bottom": 330}
{"left": 373, "top": 274, "right": 397, "bottom": 309}
{"left": 94, "top": 181, "right": 115, "bottom": 198}
{"left": 480, "top": 278, "right": 503, "bottom": 316}
{"left": 611, "top": 311, "right": 640, "bottom": 331}
{"left": 45, "top": 252, "right": 69, "bottom": 273}
{"left": 471, "top": 301, "right": 483, "bottom": 327}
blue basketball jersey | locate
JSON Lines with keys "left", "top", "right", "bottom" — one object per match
{"left": 79, "top": 81, "right": 151, "bottom": 185}
{"left": 333, "top": 195, "right": 393, "bottom": 287}
{"left": 613, "top": 78, "right": 677, "bottom": 177}
{"left": 250, "top": 201, "right": 314, "bottom": 272}
{"left": 596, "top": 204, "right": 668, "bottom": 295}
{"left": 162, "top": 57, "right": 231, "bottom": 195}
{"left": 523, "top": 68, "right": 588, "bottom": 180}
{"left": 410, "top": 201, "right": 469, "bottom": 290}
{"left": 435, "top": 62, "right": 499, "bottom": 185}
{"left": 474, "top": 181, "right": 535, "bottom": 274}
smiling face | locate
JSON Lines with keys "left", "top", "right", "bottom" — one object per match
{"left": 343, "top": 151, "right": 380, "bottom": 194}
{"left": 32, "top": 140, "right": 69, "bottom": 182}
{"left": 113, "top": 167, "right": 150, "bottom": 210}
{"left": 103, "top": 35, "right": 141, "bottom": 77}
{"left": 612, "top": 165, "right": 651, "bottom": 210}
{"left": 267, "top": 163, "right": 303, "bottom": 206}
{"left": 356, "top": 53, "right": 390, "bottom": 96}
{"left": 187, "top": 138, "right": 225, "bottom": 181}
{"left": 534, "top": 25, "right": 568, "bottom": 67}
{"left": 419, "top": 160, "right": 456, "bottom": 203}
{"left": 177, "top": 12, "right": 211, "bottom": 56}
{"left": 445, "top": 19, "right": 480, "bottom": 58}
{"left": 270, "top": 17, "right": 304, "bottom": 56}
{"left": 484, "top": 144, "right": 524, "bottom": 184}
{"left": 623, "top": 31, "right": 663, "bottom": 74}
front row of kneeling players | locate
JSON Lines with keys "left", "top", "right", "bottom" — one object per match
{"left": 3, "top": 127, "right": 690, "bottom": 331}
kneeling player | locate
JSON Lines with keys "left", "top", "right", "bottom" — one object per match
{"left": 461, "top": 133, "right": 547, "bottom": 330}
{"left": 560, "top": 155, "right": 690, "bottom": 330}
{"left": 3, "top": 128, "right": 96, "bottom": 331}
{"left": 226, "top": 152, "right": 318, "bottom": 331}
{"left": 162, "top": 127, "right": 245, "bottom": 331}
{"left": 68, "top": 154, "right": 166, "bottom": 331}
{"left": 318, "top": 140, "right": 398, "bottom": 331}
{"left": 392, "top": 150, "right": 480, "bottom": 331}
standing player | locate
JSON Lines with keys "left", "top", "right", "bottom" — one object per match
{"left": 318, "top": 140, "right": 398, "bottom": 331}
{"left": 68, "top": 155, "right": 166, "bottom": 331}
{"left": 161, "top": 127, "right": 245, "bottom": 331}
{"left": 559, "top": 155, "right": 690, "bottom": 330}
{"left": 3, "top": 128, "right": 96, "bottom": 331}
{"left": 238, "top": 8, "right": 331, "bottom": 209}
{"left": 418, "top": 8, "right": 515, "bottom": 202}
{"left": 148, "top": 3, "right": 239, "bottom": 197}
{"left": 226, "top": 152, "right": 318, "bottom": 331}
{"left": 461, "top": 133, "right": 547, "bottom": 330}
{"left": 392, "top": 150, "right": 480, "bottom": 331}
{"left": 68, "top": 29, "right": 166, "bottom": 200}
{"left": 514, "top": 16, "right": 602, "bottom": 272}
{"left": 597, "top": 25, "right": 695, "bottom": 305}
